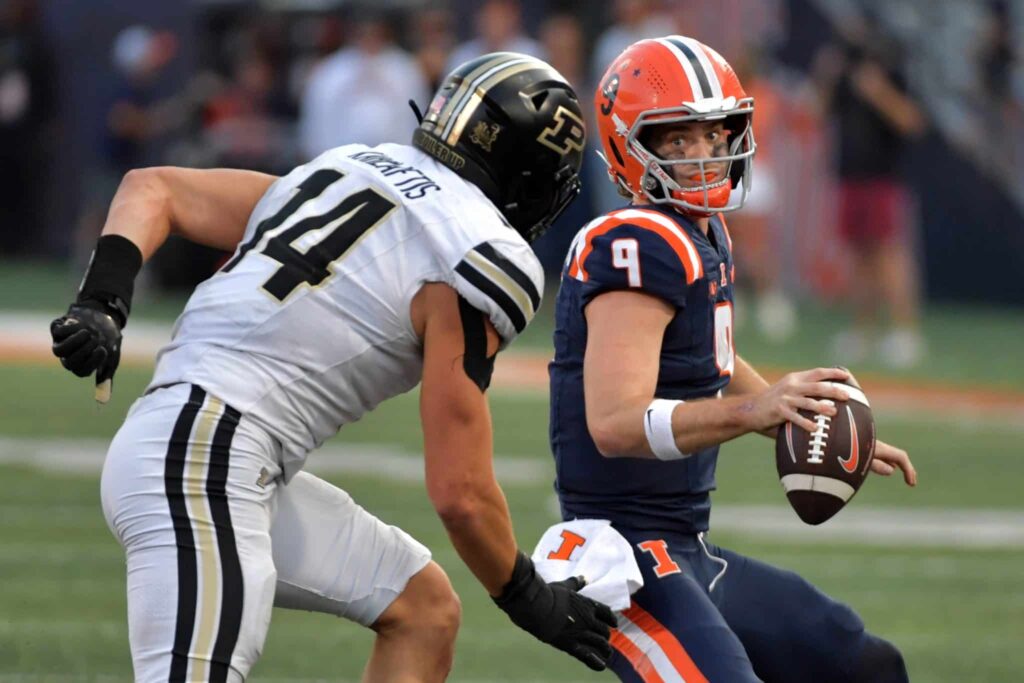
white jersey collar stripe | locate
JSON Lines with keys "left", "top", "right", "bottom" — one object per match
{"left": 572, "top": 215, "right": 618, "bottom": 280}
{"left": 611, "top": 208, "right": 702, "bottom": 282}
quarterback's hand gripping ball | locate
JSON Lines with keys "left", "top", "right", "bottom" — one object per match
{"left": 775, "top": 378, "right": 875, "bottom": 524}
{"left": 51, "top": 302, "right": 123, "bottom": 403}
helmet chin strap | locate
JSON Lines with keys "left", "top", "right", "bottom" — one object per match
{"left": 407, "top": 99, "right": 425, "bottom": 125}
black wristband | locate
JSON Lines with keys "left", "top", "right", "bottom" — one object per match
{"left": 77, "top": 235, "right": 143, "bottom": 327}
{"left": 494, "top": 551, "right": 540, "bottom": 606}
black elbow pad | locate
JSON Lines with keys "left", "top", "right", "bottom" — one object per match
{"left": 457, "top": 295, "right": 496, "bottom": 391}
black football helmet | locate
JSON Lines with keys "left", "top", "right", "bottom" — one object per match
{"left": 412, "top": 52, "right": 586, "bottom": 242}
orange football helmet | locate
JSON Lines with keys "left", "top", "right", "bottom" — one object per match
{"left": 595, "top": 36, "right": 755, "bottom": 216}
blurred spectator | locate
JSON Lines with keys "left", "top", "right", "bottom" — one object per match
{"left": 977, "top": 0, "right": 1023, "bottom": 177}
{"left": 73, "top": 25, "right": 181, "bottom": 267}
{"left": 203, "top": 44, "right": 298, "bottom": 174}
{"left": 531, "top": 12, "right": 592, "bottom": 272}
{"left": 285, "top": 13, "right": 344, "bottom": 109}
{"left": 540, "top": 12, "right": 585, "bottom": 90}
{"left": 105, "top": 26, "right": 181, "bottom": 176}
{"left": 591, "top": 0, "right": 670, "bottom": 85}
{"left": 299, "top": 9, "right": 427, "bottom": 159}
{"left": 814, "top": 11, "right": 928, "bottom": 368}
{"left": 409, "top": 7, "right": 456, "bottom": 91}
{"left": 727, "top": 48, "right": 797, "bottom": 341}
{"left": 0, "top": 0, "right": 56, "bottom": 255}
{"left": 589, "top": 1, "right": 670, "bottom": 215}
{"left": 668, "top": 0, "right": 785, "bottom": 65}
{"left": 446, "top": 0, "right": 544, "bottom": 72}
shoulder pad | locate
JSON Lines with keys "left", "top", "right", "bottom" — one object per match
{"left": 452, "top": 239, "right": 543, "bottom": 345}
{"left": 565, "top": 208, "right": 704, "bottom": 308}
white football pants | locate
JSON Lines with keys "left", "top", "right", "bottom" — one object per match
{"left": 100, "top": 383, "right": 431, "bottom": 682}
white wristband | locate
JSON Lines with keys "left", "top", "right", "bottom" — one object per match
{"left": 643, "top": 399, "right": 689, "bottom": 460}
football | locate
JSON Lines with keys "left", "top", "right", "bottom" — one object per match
{"left": 775, "top": 380, "right": 876, "bottom": 525}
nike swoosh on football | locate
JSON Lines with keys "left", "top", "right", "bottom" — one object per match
{"left": 839, "top": 405, "right": 859, "bottom": 473}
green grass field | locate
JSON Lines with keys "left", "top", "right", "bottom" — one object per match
{"left": 8, "top": 259, "right": 1024, "bottom": 390}
{"left": 3, "top": 260, "right": 1023, "bottom": 681}
{"left": 1, "top": 358, "right": 1022, "bottom": 682}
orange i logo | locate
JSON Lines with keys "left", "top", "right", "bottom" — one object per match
{"left": 547, "top": 530, "right": 587, "bottom": 560}
{"left": 638, "top": 539, "right": 682, "bottom": 578}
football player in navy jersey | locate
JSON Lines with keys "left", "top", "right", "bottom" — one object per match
{"left": 549, "top": 37, "right": 918, "bottom": 682}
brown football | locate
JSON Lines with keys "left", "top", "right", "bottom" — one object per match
{"left": 775, "top": 380, "right": 876, "bottom": 525}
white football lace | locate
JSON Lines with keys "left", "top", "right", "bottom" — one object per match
{"left": 807, "top": 401, "right": 834, "bottom": 464}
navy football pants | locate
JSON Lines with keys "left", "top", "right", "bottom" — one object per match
{"left": 608, "top": 527, "right": 890, "bottom": 683}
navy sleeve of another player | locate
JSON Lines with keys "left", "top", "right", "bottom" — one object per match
{"left": 574, "top": 222, "right": 699, "bottom": 309}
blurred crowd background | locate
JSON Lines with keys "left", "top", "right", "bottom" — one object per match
{"left": 2, "top": 0, "right": 1022, "bottom": 368}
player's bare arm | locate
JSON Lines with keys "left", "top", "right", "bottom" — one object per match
{"left": 50, "top": 166, "right": 276, "bottom": 401}
{"left": 725, "top": 354, "right": 771, "bottom": 396}
{"left": 721, "top": 354, "right": 852, "bottom": 432}
{"left": 413, "top": 282, "right": 517, "bottom": 596}
{"left": 584, "top": 291, "right": 852, "bottom": 457}
{"left": 415, "top": 282, "right": 616, "bottom": 670}
{"left": 849, "top": 61, "right": 926, "bottom": 138}
{"left": 104, "top": 166, "right": 277, "bottom": 259}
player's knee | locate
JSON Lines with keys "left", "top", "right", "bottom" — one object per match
{"left": 375, "top": 561, "right": 461, "bottom": 645}
{"left": 852, "top": 634, "right": 908, "bottom": 683}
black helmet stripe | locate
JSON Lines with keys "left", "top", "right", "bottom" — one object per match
{"left": 675, "top": 36, "right": 723, "bottom": 98}
{"left": 440, "top": 56, "right": 539, "bottom": 140}
{"left": 660, "top": 37, "right": 714, "bottom": 100}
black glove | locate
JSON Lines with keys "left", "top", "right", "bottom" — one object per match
{"left": 51, "top": 234, "right": 142, "bottom": 403}
{"left": 494, "top": 552, "right": 617, "bottom": 671}
{"left": 51, "top": 299, "right": 123, "bottom": 396}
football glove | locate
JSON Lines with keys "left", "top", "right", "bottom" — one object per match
{"left": 51, "top": 300, "right": 123, "bottom": 402}
{"left": 493, "top": 551, "right": 617, "bottom": 671}
{"left": 52, "top": 234, "right": 142, "bottom": 403}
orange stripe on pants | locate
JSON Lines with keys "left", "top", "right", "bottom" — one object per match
{"left": 611, "top": 627, "right": 666, "bottom": 683}
{"left": 623, "top": 604, "right": 709, "bottom": 683}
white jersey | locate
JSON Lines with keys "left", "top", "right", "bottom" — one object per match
{"left": 150, "top": 143, "right": 543, "bottom": 479}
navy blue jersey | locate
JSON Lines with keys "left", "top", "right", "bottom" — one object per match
{"left": 549, "top": 205, "right": 737, "bottom": 532}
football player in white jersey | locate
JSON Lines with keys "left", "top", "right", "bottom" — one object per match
{"left": 50, "top": 52, "right": 614, "bottom": 682}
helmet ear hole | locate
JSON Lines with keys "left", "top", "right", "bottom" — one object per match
{"left": 723, "top": 112, "right": 752, "bottom": 188}
{"left": 531, "top": 91, "right": 549, "bottom": 110}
